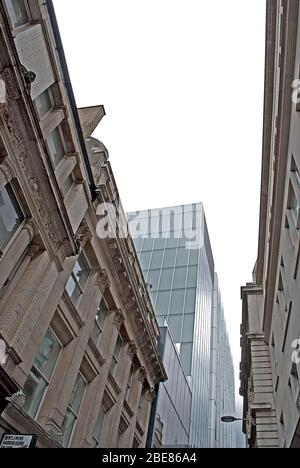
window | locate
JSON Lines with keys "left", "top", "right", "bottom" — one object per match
{"left": 170, "top": 289, "right": 185, "bottom": 315}
{"left": 176, "top": 247, "right": 189, "bottom": 267}
{"left": 150, "top": 250, "right": 164, "bottom": 270}
{"left": 187, "top": 266, "right": 198, "bottom": 287}
{"left": 139, "top": 251, "right": 151, "bottom": 271}
{"left": 91, "top": 299, "right": 108, "bottom": 347}
{"left": 159, "top": 268, "right": 174, "bottom": 290}
{"left": 110, "top": 335, "right": 123, "bottom": 377}
{"left": 5, "top": 0, "right": 29, "bottom": 28}
{"left": 125, "top": 366, "right": 134, "bottom": 401}
{"left": 156, "top": 291, "right": 171, "bottom": 316}
{"left": 61, "top": 174, "right": 74, "bottom": 197}
{"left": 167, "top": 315, "right": 182, "bottom": 342}
{"left": 66, "top": 253, "right": 90, "bottom": 305}
{"left": 147, "top": 269, "right": 160, "bottom": 291}
{"left": 288, "top": 182, "right": 300, "bottom": 228}
{"left": 62, "top": 373, "right": 86, "bottom": 448}
{"left": 163, "top": 248, "right": 177, "bottom": 268}
{"left": 291, "top": 156, "right": 300, "bottom": 188}
{"left": 0, "top": 183, "right": 24, "bottom": 251}
{"left": 23, "top": 330, "right": 62, "bottom": 418}
{"left": 173, "top": 266, "right": 187, "bottom": 289}
{"left": 182, "top": 314, "right": 195, "bottom": 342}
{"left": 185, "top": 288, "right": 196, "bottom": 313}
{"left": 34, "top": 88, "right": 53, "bottom": 119}
{"left": 47, "top": 127, "right": 65, "bottom": 167}
{"left": 180, "top": 343, "right": 193, "bottom": 376}
{"left": 91, "top": 406, "right": 106, "bottom": 448}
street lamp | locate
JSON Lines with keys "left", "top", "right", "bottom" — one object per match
{"left": 221, "top": 416, "right": 243, "bottom": 423}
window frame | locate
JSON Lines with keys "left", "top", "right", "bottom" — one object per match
{"left": 46, "top": 125, "right": 67, "bottom": 169}
{"left": 4, "top": 0, "right": 31, "bottom": 30}
{"left": 34, "top": 87, "right": 54, "bottom": 121}
{"left": 110, "top": 335, "right": 123, "bottom": 378}
{"left": 62, "top": 372, "right": 87, "bottom": 448}
{"left": 65, "top": 252, "right": 91, "bottom": 305}
{"left": 23, "top": 328, "right": 62, "bottom": 419}
{"left": 91, "top": 299, "right": 109, "bottom": 348}
{"left": 0, "top": 181, "right": 26, "bottom": 256}
{"left": 91, "top": 405, "right": 107, "bottom": 448}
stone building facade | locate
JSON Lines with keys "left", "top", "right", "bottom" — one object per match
{"left": 0, "top": 0, "right": 166, "bottom": 448}
{"left": 240, "top": 0, "right": 300, "bottom": 449}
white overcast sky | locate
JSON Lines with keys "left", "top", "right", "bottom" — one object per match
{"left": 53, "top": 0, "right": 267, "bottom": 395}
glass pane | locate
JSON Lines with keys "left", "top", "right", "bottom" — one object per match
{"left": 142, "top": 237, "right": 155, "bottom": 251}
{"left": 189, "top": 249, "right": 199, "bottom": 266}
{"left": 187, "top": 266, "right": 198, "bottom": 287}
{"left": 75, "top": 254, "right": 90, "bottom": 289}
{"left": 62, "top": 408, "right": 76, "bottom": 448}
{"left": 139, "top": 251, "right": 151, "bottom": 271}
{"left": 91, "top": 321, "right": 102, "bottom": 345}
{"left": 62, "top": 174, "right": 73, "bottom": 197}
{"left": 23, "top": 367, "right": 47, "bottom": 418}
{"left": 163, "top": 248, "right": 177, "bottom": 268}
{"left": 65, "top": 275, "right": 81, "bottom": 304}
{"left": 182, "top": 314, "right": 195, "bottom": 342}
{"left": 133, "top": 237, "right": 143, "bottom": 252}
{"left": 167, "top": 315, "right": 183, "bottom": 343}
{"left": 69, "top": 374, "right": 86, "bottom": 414}
{"left": 114, "top": 335, "right": 123, "bottom": 360}
{"left": 159, "top": 268, "right": 174, "bottom": 290}
{"left": 154, "top": 237, "right": 166, "bottom": 249}
{"left": 156, "top": 291, "right": 171, "bottom": 316}
{"left": 34, "top": 330, "right": 61, "bottom": 380}
{"left": 185, "top": 289, "right": 196, "bottom": 313}
{"left": 170, "top": 290, "right": 185, "bottom": 315}
{"left": 165, "top": 237, "right": 178, "bottom": 249}
{"left": 147, "top": 269, "right": 160, "bottom": 291}
{"left": 173, "top": 267, "right": 187, "bottom": 289}
{"left": 0, "top": 184, "right": 24, "bottom": 250}
{"left": 34, "top": 89, "right": 52, "bottom": 118}
{"left": 5, "top": 0, "right": 29, "bottom": 27}
{"left": 180, "top": 343, "right": 193, "bottom": 376}
{"left": 176, "top": 247, "right": 189, "bottom": 267}
{"left": 93, "top": 406, "right": 106, "bottom": 442}
{"left": 150, "top": 250, "right": 164, "bottom": 270}
{"left": 47, "top": 127, "right": 65, "bottom": 167}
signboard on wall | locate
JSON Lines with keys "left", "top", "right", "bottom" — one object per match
{"left": 0, "top": 434, "right": 37, "bottom": 449}
{"left": 14, "top": 24, "right": 55, "bottom": 100}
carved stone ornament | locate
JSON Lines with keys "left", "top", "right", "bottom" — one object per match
{"left": 146, "top": 387, "right": 156, "bottom": 403}
{"left": 127, "top": 341, "right": 137, "bottom": 360}
{"left": 0, "top": 105, "right": 61, "bottom": 251}
{"left": 95, "top": 268, "right": 111, "bottom": 293}
{"left": 112, "top": 309, "right": 125, "bottom": 329}
{"left": 138, "top": 367, "right": 147, "bottom": 383}
{"left": 75, "top": 218, "right": 92, "bottom": 249}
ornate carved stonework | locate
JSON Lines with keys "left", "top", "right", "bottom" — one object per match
{"left": 145, "top": 387, "right": 156, "bottom": 403}
{"left": 0, "top": 105, "right": 61, "bottom": 251}
{"left": 95, "top": 268, "right": 111, "bottom": 294}
{"left": 138, "top": 367, "right": 147, "bottom": 383}
{"left": 1, "top": 67, "right": 21, "bottom": 100}
{"left": 75, "top": 218, "right": 92, "bottom": 249}
{"left": 127, "top": 341, "right": 137, "bottom": 360}
{"left": 112, "top": 309, "right": 125, "bottom": 330}
{"left": 0, "top": 161, "right": 12, "bottom": 183}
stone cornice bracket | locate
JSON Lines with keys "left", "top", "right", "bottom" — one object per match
{"left": 95, "top": 268, "right": 111, "bottom": 294}
{"left": 75, "top": 218, "right": 92, "bottom": 249}
{"left": 112, "top": 309, "right": 125, "bottom": 331}
{"left": 127, "top": 341, "right": 137, "bottom": 360}
{"left": 23, "top": 218, "right": 38, "bottom": 241}
{"left": 27, "top": 244, "right": 41, "bottom": 260}
{"left": 138, "top": 367, "right": 147, "bottom": 384}
{"left": 145, "top": 387, "right": 156, "bottom": 403}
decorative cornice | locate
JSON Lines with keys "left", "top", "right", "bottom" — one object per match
{"left": 75, "top": 218, "right": 92, "bottom": 249}
{"left": 127, "top": 341, "right": 137, "bottom": 360}
{"left": 27, "top": 244, "right": 41, "bottom": 260}
{"left": 24, "top": 218, "right": 38, "bottom": 241}
{"left": 145, "top": 387, "right": 156, "bottom": 403}
{"left": 95, "top": 268, "right": 111, "bottom": 294}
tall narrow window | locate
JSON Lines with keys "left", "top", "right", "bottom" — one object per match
{"left": 4, "top": 0, "right": 29, "bottom": 28}
{"left": 34, "top": 88, "right": 53, "bottom": 119}
{"left": 62, "top": 373, "right": 86, "bottom": 448}
{"left": 288, "top": 183, "right": 300, "bottom": 228}
{"left": 91, "top": 299, "right": 108, "bottom": 347}
{"left": 110, "top": 335, "right": 123, "bottom": 378}
{"left": 91, "top": 406, "right": 106, "bottom": 448}
{"left": 0, "top": 183, "right": 24, "bottom": 251}
{"left": 125, "top": 365, "right": 134, "bottom": 401}
{"left": 23, "top": 330, "right": 62, "bottom": 418}
{"left": 47, "top": 127, "right": 65, "bottom": 168}
{"left": 65, "top": 253, "right": 90, "bottom": 305}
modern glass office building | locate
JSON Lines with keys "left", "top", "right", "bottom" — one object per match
{"left": 147, "top": 326, "right": 192, "bottom": 448}
{"left": 128, "top": 203, "right": 216, "bottom": 448}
